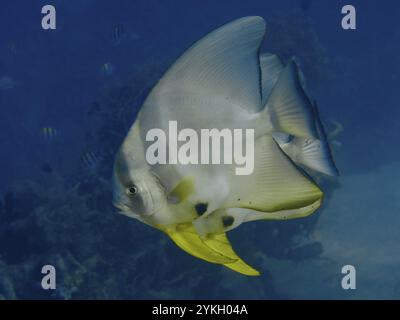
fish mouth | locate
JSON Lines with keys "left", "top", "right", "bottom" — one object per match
{"left": 112, "top": 201, "right": 158, "bottom": 218}
{"left": 113, "top": 202, "right": 141, "bottom": 219}
{"left": 113, "top": 201, "right": 130, "bottom": 212}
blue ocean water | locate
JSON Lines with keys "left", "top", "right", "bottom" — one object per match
{"left": 0, "top": 0, "right": 399, "bottom": 299}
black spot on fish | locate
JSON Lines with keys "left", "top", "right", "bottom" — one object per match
{"left": 195, "top": 203, "right": 208, "bottom": 216}
{"left": 222, "top": 216, "right": 234, "bottom": 227}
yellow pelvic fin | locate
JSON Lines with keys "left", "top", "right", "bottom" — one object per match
{"left": 162, "top": 223, "right": 234, "bottom": 264}
{"left": 168, "top": 177, "right": 195, "bottom": 203}
{"left": 162, "top": 223, "right": 260, "bottom": 276}
{"left": 205, "top": 233, "right": 260, "bottom": 276}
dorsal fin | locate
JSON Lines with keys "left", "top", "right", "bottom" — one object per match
{"left": 143, "top": 17, "right": 266, "bottom": 114}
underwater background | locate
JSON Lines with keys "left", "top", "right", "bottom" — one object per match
{"left": 0, "top": 0, "right": 399, "bottom": 299}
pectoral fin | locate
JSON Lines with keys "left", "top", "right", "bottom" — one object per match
{"left": 162, "top": 223, "right": 260, "bottom": 276}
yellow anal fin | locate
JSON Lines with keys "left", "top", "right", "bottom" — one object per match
{"left": 162, "top": 223, "right": 260, "bottom": 276}
{"left": 205, "top": 233, "right": 260, "bottom": 276}
{"left": 226, "top": 135, "right": 323, "bottom": 212}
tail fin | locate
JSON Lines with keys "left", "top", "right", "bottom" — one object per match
{"left": 315, "top": 104, "right": 339, "bottom": 176}
{"left": 290, "top": 137, "right": 339, "bottom": 176}
{"left": 279, "top": 103, "right": 339, "bottom": 176}
{"left": 264, "top": 60, "right": 317, "bottom": 139}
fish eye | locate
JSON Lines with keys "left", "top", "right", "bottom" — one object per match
{"left": 126, "top": 185, "right": 138, "bottom": 196}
